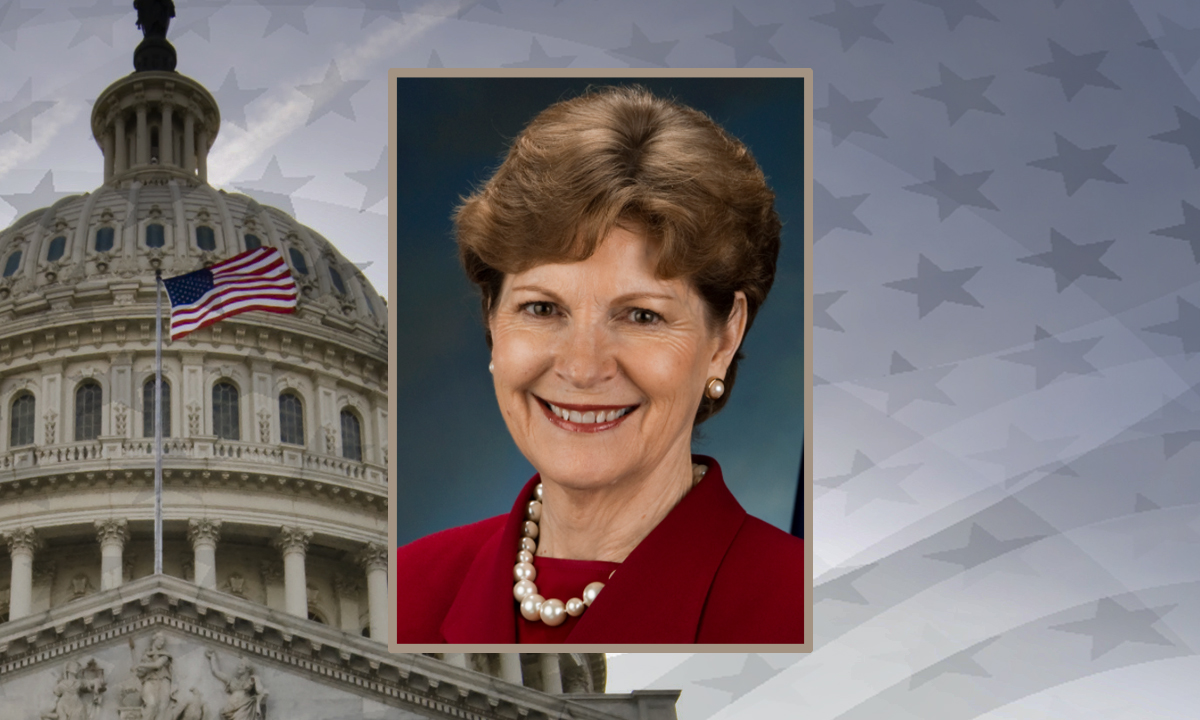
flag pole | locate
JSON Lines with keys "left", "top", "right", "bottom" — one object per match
{"left": 154, "top": 269, "right": 164, "bottom": 575}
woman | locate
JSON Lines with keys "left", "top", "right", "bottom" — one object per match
{"left": 396, "top": 85, "right": 803, "bottom": 644}
{"left": 134, "top": 632, "right": 174, "bottom": 720}
{"left": 205, "top": 651, "right": 268, "bottom": 720}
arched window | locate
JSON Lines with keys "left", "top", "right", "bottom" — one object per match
{"left": 2, "top": 251, "right": 21, "bottom": 277}
{"left": 340, "top": 409, "right": 362, "bottom": 462}
{"left": 146, "top": 223, "right": 165, "bottom": 248}
{"left": 329, "top": 267, "right": 346, "bottom": 294}
{"left": 46, "top": 235, "right": 67, "bottom": 262}
{"left": 279, "top": 392, "right": 304, "bottom": 446}
{"left": 10, "top": 392, "right": 34, "bottom": 447}
{"left": 143, "top": 378, "right": 170, "bottom": 438}
{"left": 95, "top": 227, "right": 114, "bottom": 252}
{"left": 212, "top": 381, "right": 239, "bottom": 440}
{"left": 244, "top": 233, "right": 262, "bottom": 250}
{"left": 196, "top": 225, "right": 216, "bottom": 251}
{"left": 75, "top": 382, "right": 102, "bottom": 441}
{"left": 289, "top": 248, "right": 309, "bottom": 275}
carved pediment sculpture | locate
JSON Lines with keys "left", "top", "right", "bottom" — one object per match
{"left": 206, "top": 650, "right": 268, "bottom": 720}
{"left": 40, "top": 658, "right": 106, "bottom": 720}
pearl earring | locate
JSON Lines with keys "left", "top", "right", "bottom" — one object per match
{"left": 704, "top": 377, "right": 725, "bottom": 399}
{"left": 488, "top": 361, "right": 494, "bottom": 374}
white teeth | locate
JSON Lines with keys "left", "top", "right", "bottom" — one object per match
{"left": 569, "top": 410, "right": 583, "bottom": 423}
{"left": 581, "top": 411, "right": 595, "bottom": 424}
{"left": 547, "top": 402, "right": 633, "bottom": 423}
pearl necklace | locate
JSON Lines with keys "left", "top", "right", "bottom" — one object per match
{"left": 512, "top": 463, "right": 709, "bottom": 626}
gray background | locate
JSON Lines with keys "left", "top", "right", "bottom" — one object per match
{"left": 1, "top": 1, "right": 1198, "bottom": 718}
{"left": 392, "top": 74, "right": 805, "bottom": 545}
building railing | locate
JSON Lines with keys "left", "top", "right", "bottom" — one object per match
{"left": 0, "top": 438, "right": 384, "bottom": 485}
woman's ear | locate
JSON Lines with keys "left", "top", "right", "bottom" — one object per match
{"left": 709, "top": 291, "right": 748, "bottom": 376}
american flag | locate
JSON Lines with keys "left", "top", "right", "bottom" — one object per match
{"left": 162, "top": 247, "right": 299, "bottom": 341}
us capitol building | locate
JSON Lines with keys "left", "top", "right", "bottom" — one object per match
{"left": 0, "top": 6, "right": 679, "bottom": 720}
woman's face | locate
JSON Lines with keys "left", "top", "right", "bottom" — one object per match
{"left": 488, "top": 225, "right": 746, "bottom": 491}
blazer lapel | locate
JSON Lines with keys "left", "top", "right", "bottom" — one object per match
{"left": 566, "top": 456, "right": 746, "bottom": 644}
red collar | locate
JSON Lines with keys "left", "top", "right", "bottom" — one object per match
{"left": 440, "top": 455, "right": 747, "bottom": 644}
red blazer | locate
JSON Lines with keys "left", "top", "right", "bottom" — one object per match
{"left": 395, "top": 456, "right": 805, "bottom": 644}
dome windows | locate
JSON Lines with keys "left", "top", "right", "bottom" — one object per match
{"left": 279, "top": 392, "right": 304, "bottom": 446}
{"left": 143, "top": 378, "right": 170, "bottom": 438}
{"left": 329, "top": 266, "right": 346, "bottom": 295}
{"left": 340, "top": 409, "right": 362, "bottom": 462}
{"left": 196, "top": 225, "right": 216, "bottom": 251}
{"left": 146, "top": 223, "right": 165, "bottom": 248}
{"left": 95, "top": 227, "right": 114, "bottom": 253}
{"left": 46, "top": 236, "right": 67, "bottom": 262}
{"left": 288, "top": 247, "right": 309, "bottom": 275}
{"left": 2, "top": 250, "right": 21, "bottom": 278}
{"left": 212, "top": 381, "right": 240, "bottom": 441}
{"left": 10, "top": 392, "right": 34, "bottom": 447}
{"left": 244, "top": 233, "right": 262, "bottom": 250}
{"left": 75, "top": 381, "right": 102, "bottom": 441}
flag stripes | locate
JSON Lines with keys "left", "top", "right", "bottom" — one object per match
{"left": 163, "top": 247, "right": 299, "bottom": 340}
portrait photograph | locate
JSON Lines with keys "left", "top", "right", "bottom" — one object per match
{"left": 388, "top": 69, "right": 811, "bottom": 650}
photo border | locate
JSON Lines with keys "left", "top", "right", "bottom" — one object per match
{"left": 388, "top": 67, "right": 813, "bottom": 654}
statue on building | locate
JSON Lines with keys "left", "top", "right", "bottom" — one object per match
{"left": 206, "top": 651, "right": 268, "bottom": 720}
{"left": 40, "top": 659, "right": 106, "bottom": 720}
{"left": 133, "top": 0, "right": 175, "bottom": 38}
{"left": 134, "top": 632, "right": 177, "bottom": 720}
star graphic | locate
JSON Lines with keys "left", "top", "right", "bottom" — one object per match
{"left": 1028, "top": 40, "right": 1120, "bottom": 100}
{"left": 925, "top": 524, "right": 1044, "bottom": 571}
{"left": 170, "top": 0, "right": 224, "bottom": 42}
{"left": 427, "top": 49, "right": 444, "bottom": 68}
{"left": 296, "top": 61, "right": 369, "bottom": 126}
{"left": 1050, "top": 598, "right": 1177, "bottom": 660}
{"left": 1143, "top": 14, "right": 1200, "bottom": 74}
{"left": 884, "top": 254, "right": 983, "bottom": 318}
{"left": 813, "top": 562, "right": 876, "bottom": 605}
{"left": 999, "top": 326, "right": 1102, "bottom": 389}
{"left": 908, "top": 636, "right": 1000, "bottom": 689}
{"left": 814, "top": 84, "right": 885, "bottom": 147}
{"left": 814, "top": 182, "right": 870, "bottom": 240}
{"left": 1129, "top": 393, "right": 1200, "bottom": 459}
{"left": 0, "top": 0, "right": 43, "bottom": 51}
{"left": 707, "top": 8, "right": 784, "bottom": 67}
{"left": 1151, "top": 106, "right": 1200, "bottom": 169}
{"left": 608, "top": 24, "right": 677, "bottom": 67}
{"left": 233, "top": 156, "right": 314, "bottom": 218}
{"left": 912, "top": 0, "right": 997, "bottom": 31}
{"left": 1144, "top": 297, "right": 1200, "bottom": 356}
{"left": 0, "top": 171, "right": 76, "bottom": 217}
{"left": 858, "top": 351, "right": 957, "bottom": 414}
{"left": 359, "top": 0, "right": 409, "bottom": 28}
{"left": 839, "top": 459, "right": 921, "bottom": 513}
{"left": 694, "top": 654, "right": 792, "bottom": 701}
{"left": 1017, "top": 229, "right": 1120, "bottom": 293}
{"left": 258, "top": 0, "right": 312, "bottom": 37}
{"left": 1028, "top": 133, "right": 1126, "bottom": 196}
{"left": 0, "top": 78, "right": 56, "bottom": 143}
{"left": 904, "top": 158, "right": 998, "bottom": 220}
{"left": 970, "top": 424, "right": 1079, "bottom": 487}
{"left": 913, "top": 63, "right": 1003, "bottom": 126}
{"left": 346, "top": 148, "right": 388, "bottom": 212}
{"left": 457, "top": 0, "right": 503, "bottom": 19}
{"left": 504, "top": 37, "right": 575, "bottom": 68}
{"left": 213, "top": 69, "right": 267, "bottom": 132}
{"left": 814, "top": 290, "right": 847, "bottom": 331}
{"left": 812, "top": 0, "right": 892, "bottom": 52}
{"left": 67, "top": 0, "right": 127, "bottom": 48}
{"left": 1109, "top": 503, "right": 1200, "bottom": 557}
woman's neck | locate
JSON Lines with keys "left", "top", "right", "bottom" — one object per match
{"left": 534, "top": 451, "right": 700, "bottom": 563}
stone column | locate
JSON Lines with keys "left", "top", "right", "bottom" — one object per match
{"left": 136, "top": 104, "right": 149, "bottom": 166}
{"left": 197, "top": 127, "right": 208, "bottom": 183}
{"left": 357, "top": 542, "right": 388, "bottom": 642}
{"left": 187, "top": 518, "right": 222, "bottom": 590}
{"left": 498, "top": 654, "right": 523, "bottom": 685}
{"left": 94, "top": 519, "right": 129, "bottom": 591}
{"left": 159, "top": 103, "right": 173, "bottom": 166}
{"left": 442, "top": 653, "right": 468, "bottom": 668}
{"left": 114, "top": 113, "right": 127, "bottom": 174}
{"left": 274, "top": 526, "right": 312, "bottom": 618}
{"left": 3, "top": 527, "right": 41, "bottom": 620}
{"left": 183, "top": 112, "right": 195, "bottom": 174}
{"left": 539, "top": 654, "right": 563, "bottom": 694}
{"left": 103, "top": 130, "right": 115, "bottom": 181}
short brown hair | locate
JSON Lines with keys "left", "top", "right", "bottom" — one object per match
{"left": 455, "top": 85, "right": 781, "bottom": 425}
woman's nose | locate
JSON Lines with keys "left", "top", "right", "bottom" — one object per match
{"left": 556, "top": 319, "right": 615, "bottom": 387}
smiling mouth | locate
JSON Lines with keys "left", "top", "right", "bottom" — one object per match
{"left": 536, "top": 397, "right": 639, "bottom": 432}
